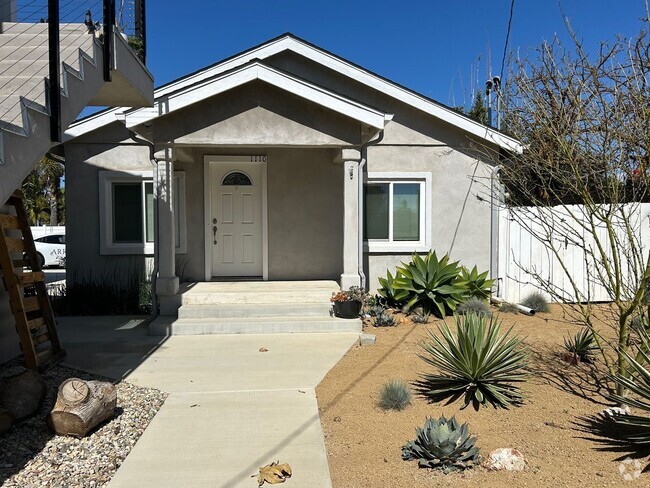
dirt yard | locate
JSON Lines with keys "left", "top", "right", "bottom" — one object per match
{"left": 316, "top": 305, "right": 649, "bottom": 487}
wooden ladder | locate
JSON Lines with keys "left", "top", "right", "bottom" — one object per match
{"left": 0, "top": 190, "right": 65, "bottom": 371}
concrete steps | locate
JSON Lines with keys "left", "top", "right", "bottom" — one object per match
{"left": 150, "top": 281, "right": 363, "bottom": 335}
{"left": 158, "top": 316, "right": 361, "bottom": 335}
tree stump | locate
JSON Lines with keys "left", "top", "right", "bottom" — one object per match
{"left": 0, "top": 369, "right": 46, "bottom": 422}
{"left": 49, "top": 378, "right": 117, "bottom": 437}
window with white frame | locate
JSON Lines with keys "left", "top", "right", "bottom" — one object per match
{"left": 99, "top": 171, "right": 186, "bottom": 255}
{"left": 364, "top": 172, "right": 431, "bottom": 252}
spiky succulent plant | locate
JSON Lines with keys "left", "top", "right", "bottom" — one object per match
{"left": 415, "top": 313, "right": 528, "bottom": 410}
{"left": 402, "top": 416, "right": 481, "bottom": 472}
{"left": 563, "top": 328, "right": 597, "bottom": 363}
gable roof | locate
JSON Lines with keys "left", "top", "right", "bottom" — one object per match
{"left": 120, "top": 60, "right": 391, "bottom": 131}
{"left": 65, "top": 33, "right": 523, "bottom": 153}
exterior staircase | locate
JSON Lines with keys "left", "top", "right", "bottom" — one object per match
{"left": 0, "top": 21, "right": 153, "bottom": 205}
{"left": 149, "top": 281, "right": 363, "bottom": 335}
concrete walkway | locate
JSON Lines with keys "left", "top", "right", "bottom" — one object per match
{"left": 57, "top": 317, "right": 358, "bottom": 488}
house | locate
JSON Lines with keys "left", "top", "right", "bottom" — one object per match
{"left": 61, "top": 34, "right": 522, "bottom": 333}
{"left": 0, "top": 1, "right": 153, "bottom": 363}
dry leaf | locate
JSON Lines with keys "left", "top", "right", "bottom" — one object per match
{"left": 254, "top": 461, "right": 292, "bottom": 486}
{"left": 259, "top": 347, "right": 269, "bottom": 352}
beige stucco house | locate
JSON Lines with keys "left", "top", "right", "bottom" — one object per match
{"left": 61, "top": 34, "right": 521, "bottom": 331}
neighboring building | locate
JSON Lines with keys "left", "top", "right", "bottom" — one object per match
{"left": 0, "top": 2, "right": 152, "bottom": 363}
{"left": 62, "top": 34, "right": 522, "bottom": 325}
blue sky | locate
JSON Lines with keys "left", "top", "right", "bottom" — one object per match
{"left": 142, "top": 0, "right": 649, "bottom": 110}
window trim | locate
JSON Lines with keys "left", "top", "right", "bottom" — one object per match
{"left": 99, "top": 171, "right": 187, "bottom": 255}
{"left": 364, "top": 172, "right": 431, "bottom": 253}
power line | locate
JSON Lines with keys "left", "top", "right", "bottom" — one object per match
{"left": 500, "top": 0, "right": 515, "bottom": 80}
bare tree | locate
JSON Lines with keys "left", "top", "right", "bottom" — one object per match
{"left": 478, "top": 27, "right": 650, "bottom": 397}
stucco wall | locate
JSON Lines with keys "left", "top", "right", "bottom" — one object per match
{"left": 364, "top": 144, "right": 492, "bottom": 291}
{"left": 65, "top": 123, "right": 153, "bottom": 287}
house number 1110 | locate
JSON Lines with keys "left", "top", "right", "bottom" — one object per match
{"left": 250, "top": 156, "right": 267, "bottom": 162}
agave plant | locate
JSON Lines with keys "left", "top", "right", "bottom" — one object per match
{"left": 609, "top": 327, "right": 650, "bottom": 445}
{"left": 392, "top": 251, "right": 465, "bottom": 318}
{"left": 378, "top": 269, "right": 408, "bottom": 307}
{"left": 563, "top": 328, "right": 597, "bottom": 363}
{"left": 415, "top": 313, "right": 528, "bottom": 410}
{"left": 402, "top": 416, "right": 481, "bottom": 472}
{"left": 457, "top": 266, "right": 495, "bottom": 300}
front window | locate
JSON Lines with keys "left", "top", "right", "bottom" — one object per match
{"left": 364, "top": 173, "right": 430, "bottom": 252}
{"left": 99, "top": 171, "right": 186, "bottom": 255}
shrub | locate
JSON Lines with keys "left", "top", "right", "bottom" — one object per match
{"left": 411, "top": 313, "right": 430, "bottom": 324}
{"left": 415, "top": 313, "right": 528, "bottom": 410}
{"left": 609, "top": 327, "right": 650, "bottom": 444}
{"left": 563, "top": 328, "right": 597, "bottom": 363}
{"left": 456, "top": 297, "right": 492, "bottom": 317}
{"left": 54, "top": 267, "right": 152, "bottom": 315}
{"left": 373, "top": 312, "right": 397, "bottom": 327}
{"left": 457, "top": 266, "right": 495, "bottom": 299}
{"left": 378, "top": 380, "right": 412, "bottom": 411}
{"left": 392, "top": 251, "right": 466, "bottom": 318}
{"left": 499, "top": 302, "right": 520, "bottom": 314}
{"left": 521, "top": 291, "right": 550, "bottom": 312}
{"left": 401, "top": 416, "right": 481, "bottom": 472}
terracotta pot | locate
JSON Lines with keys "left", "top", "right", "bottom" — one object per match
{"left": 332, "top": 300, "right": 362, "bottom": 318}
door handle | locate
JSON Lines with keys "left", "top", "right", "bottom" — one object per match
{"left": 213, "top": 225, "right": 218, "bottom": 245}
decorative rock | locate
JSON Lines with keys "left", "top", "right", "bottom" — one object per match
{"left": 359, "top": 333, "right": 376, "bottom": 346}
{"left": 485, "top": 448, "right": 527, "bottom": 471}
{"left": 600, "top": 405, "right": 631, "bottom": 418}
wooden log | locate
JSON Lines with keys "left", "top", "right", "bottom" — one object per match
{"left": 0, "top": 369, "right": 46, "bottom": 421}
{"left": 0, "top": 407, "right": 13, "bottom": 434}
{"left": 48, "top": 378, "right": 117, "bottom": 437}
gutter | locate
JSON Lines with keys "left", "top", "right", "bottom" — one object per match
{"left": 129, "top": 131, "right": 159, "bottom": 320}
{"left": 358, "top": 129, "right": 386, "bottom": 289}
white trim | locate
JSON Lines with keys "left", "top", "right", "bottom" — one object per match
{"left": 365, "top": 171, "right": 432, "bottom": 253}
{"left": 99, "top": 170, "right": 187, "bottom": 255}
{"left": 123, "top": 62, "right": 388, "bottom": 130}
{"left": 65, "top": 35, "right": 522, "bottom": 153}
{"left": 203, "top": 156, "right": 269, "bottom": 281}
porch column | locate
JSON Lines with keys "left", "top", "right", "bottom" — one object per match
{"left": 154, "top": 147, "right": 179, "bottom": 314}
{"left": 339, "top": 148, "right": 361, "bottom": 289}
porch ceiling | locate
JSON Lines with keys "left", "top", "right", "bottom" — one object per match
{"left": 121, "top": 60, "right": 392, "bottom": 132}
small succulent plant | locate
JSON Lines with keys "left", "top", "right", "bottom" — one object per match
{"left": 456, "top": 297, "right": 492, "bottom": 317}
{"left": 378, "top": 380, "right": 412, "bottom": 411}
{"left": 563, "top": 328, "right": 597, "bottom": 363}
{"left": 402, "top": 416, "right": 481, "bottom": 472}
{"left": 521, "top": 291, "right": 550, "bottom": 312}
{"left": 411, "top": 313, "right": 429, "bottom": 324}
{"left": 373, "top": 312, "right": 397, "bottom": 327}
{"left": 367, "top": 304, "right": 387, "bottom": 317}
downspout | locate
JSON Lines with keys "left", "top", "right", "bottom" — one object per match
{"left": 358, "top": 129, "right": 386, "bottom": 289}
{"left": 129, "top": 131, "right": 159, "bottom": 319}
{"left": 490, "top": 164, "right": 502, "bottom": 298}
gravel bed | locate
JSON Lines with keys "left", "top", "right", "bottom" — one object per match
{"left": 0, "top": 362, "right": 167, "bottom": 488}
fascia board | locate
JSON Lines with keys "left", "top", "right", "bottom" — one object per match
{"left": 124, "top": 63, "right": 387, "bottom": 130}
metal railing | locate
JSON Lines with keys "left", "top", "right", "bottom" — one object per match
{"left": 0, "top": 0, "right": 146, "bottom": 143}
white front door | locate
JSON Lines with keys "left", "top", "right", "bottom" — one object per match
{"left": 210, "top": 162, "right": 263, "bottom": 277}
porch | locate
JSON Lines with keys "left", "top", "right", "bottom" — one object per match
{"left": 149, "top": 280, "right": 362, "bottom": 335}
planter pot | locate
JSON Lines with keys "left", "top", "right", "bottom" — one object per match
{"left": 332, "top": 300, "right": 362, "bottom": 318}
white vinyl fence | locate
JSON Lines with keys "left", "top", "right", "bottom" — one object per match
{"left": 498, "top": 203, "right": 650, "bottom": 304}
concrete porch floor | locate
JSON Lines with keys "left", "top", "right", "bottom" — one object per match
{"left": 57, "top": 315, "right": 359, "bottom": 487}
